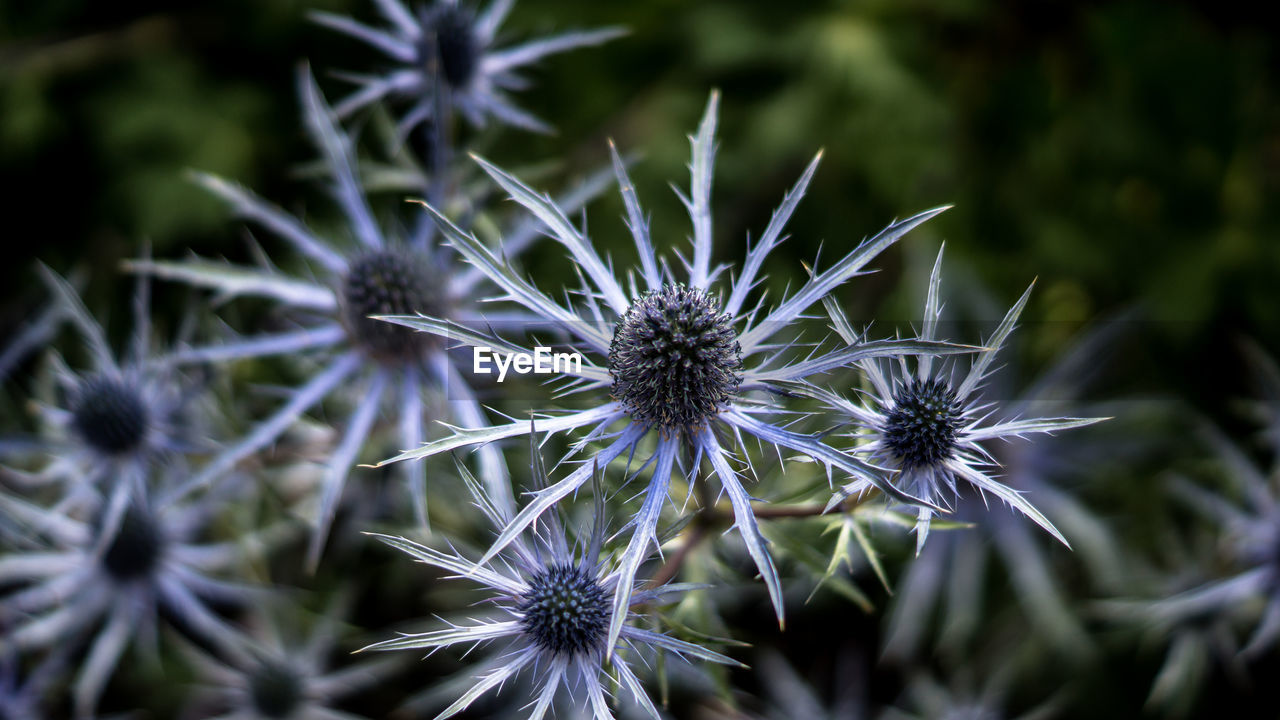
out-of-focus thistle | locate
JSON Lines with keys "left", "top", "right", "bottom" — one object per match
{"left": 0, "top": 644, "right": 67, "bottom": 720}
{"left": 800, "top": 247, "right": 1106, "bottom": 555}
{"left": 1099, "top": 345, "right": 1280, "bottom": 713}
{"left": 373, "top": 91, "right": 970, "bottom": 651}
{"left": 360, "top": 437, "right": 739, "bottom": 719}
{"left": 312, "top": 0, "right": 624, "bottom": 138}
{"left": 880, "top": 667, "right": 1059, "bottom": 720}
{"left": 0, "top": 267, "right": 207, "bottom": 537}
{"left": 128, "top": 68, "right": 605, "bottom": 568}
{"left": 179, "top": 596, "right": 401, "bottom": 720}
{"left": 698, "top": 648, "right": 867, "bottom": 720}
{"left": 0, "top": 473, "right": 262, "bottom": 719}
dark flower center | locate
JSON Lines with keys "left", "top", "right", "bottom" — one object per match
{"left": 249, "top": 661, "right": 304, "bottom": 718}
{"left": 608, "top": 284, "right": 742, "bottom": 430}
{"left": 99, "top": 504, "right": 164, "bottom": 581}
{"left": 341, "top": 249, "right": 444, "bottom": 363}
{"left": 882, "top": 377, "right": 963, "bottom": 470}
{"left": 419, "top": 5, "right": 481, "bottom": 89}
{"left": 72, "top": 377, "right": 149, "bottom": 455}
{"left": 518, "top": 563, "right": 609, "bottom": 657}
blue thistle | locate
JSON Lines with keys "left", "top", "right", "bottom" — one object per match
{"left": 373, "top": 92, "right": 967, "bottom": 653}
{"left": 178, "top": 596, "right": 401, "bottom": 720}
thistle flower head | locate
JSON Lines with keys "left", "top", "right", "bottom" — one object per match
{"left": 0, "top": 474, "right": 261, "bottom": 718}
{"left": 2, "top": 266, "right": 205, "bottom": 519}
{"left": 879, "top": 302, "right": 1130, "bottom": 663}
{"left": 375, "top": 91, "right": 964, "bottom": 652}
{"left": 96, "top": 501, "right": 165, "bottom": 582}
{"left": 361, "top": 448, "right": 737, "bottom": 720}
{"left": 882, "top": 377, "right": 963, "bottom": 471}
{"left": 517, "top": 562, "right": 610, "bottom": 657}
{"left": 419, "top": 3, "right": 481, "bottom": 90}
{"left": 127, "top": 68, "right": 611, "bottom": 566}
{"left": 70, "top": 376, "right": 151, "bottom": 456}
{"left": 177, "top": 595, "right": 397, "bottom": 720}
{"left": 810, "top": 246, "right": 1106, "bottom": 554}
{"left": 312, "top": 0, "right": 625, "bottom": 136}
{"left": 608, "top": 283, "right": 742, "bottom": 430}
{"left": 248, "top": 661, "right": 304, "bottom": 719}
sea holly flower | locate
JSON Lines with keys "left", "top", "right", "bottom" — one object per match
{"left": 1133, "top": 425, "right": 1280, "bottom": 659}
{"left": 129, "top": 68, "right": 605, "bottom": 567}
{"left": 0, "top": 644, "right": 67, "bottom": 720}
{"left": 699, "top": 649, "right": 867, "bottom": 720}
{"left": 803, "top": 246, "right": 1107, "bottom": 554}
{"left": 0, "top": 266, "right": 207, "bottom": 536}
{"left": 374, "top": 91, "right": 967, "bottom": 652}
{"left": 360, "top": 444, "right": 737, "bottom": 720}
{"left": 881, "top": 667, "right": 1060, "bottom": 720}
{"left": 0, "top": 475, "right": 262, "bottom": 718}
{"left": 179, "top": 596, "right": 401, "bottom": 720}
{"left": 880, "top": 311, "right": 1128, "bottom": 661}
{"left": 313, "top": 0, "right": 625, "bottom": 137}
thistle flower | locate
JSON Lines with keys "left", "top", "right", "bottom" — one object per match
{"left": 805, "top": 246, "right": 1106, "bottom": 555}
{"left": 312, "top": 0, "right": 624, "bottom": 137}
{"left": 360, "top": 443, "right": 738, "bottom": 720}
{"left": 376, "top": 91, "right": 964, "bottom": 650}
{"left": 0, "top": 266, "right": 205, "bottom": 533}
{"left": 0, "top": 475, "right": 261, "bottom": 719}
{"left": 129, "top": 68, "right": 605, "bottom": 567}
{"left": 1117, "top": 421, "right": 1280, "bottom": 665}
{"left": 179, "top": 596, "right": 401, "bottom": 720}
{"left": 880, "top": 307, "right": 1128, "bottom": 661}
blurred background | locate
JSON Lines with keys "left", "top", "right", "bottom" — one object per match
{"left": 2, "top": 0, "right": 1278, "bottom": 717}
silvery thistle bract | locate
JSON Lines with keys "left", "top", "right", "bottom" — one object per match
{"left": 360, "top": 447, "right": 737, "bottom": 720}
{"left": 128, "top": 68, "right": 602, "bottom": 567}
{"left": 179, "top": 598, "right": 401, "bottom": 720}
{"left": 0, "top": 473, "right": 263, "bottom": 718}
{"left": 804, "top": 246, "right": 1106, "bottom": 555}
{"left": 374, "top": 91, "right": 968, "bottom": 652}
{"left": 313, "top": 0, "right": 624, "bottom": 137}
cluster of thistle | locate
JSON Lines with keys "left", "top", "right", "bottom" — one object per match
{"left": 0, "top": 2, "right": 1122, "bottom": 719}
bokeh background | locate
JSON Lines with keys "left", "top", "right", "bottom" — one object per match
{"left": 2, "top": 0, "right": 1278, "bottom": 717}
